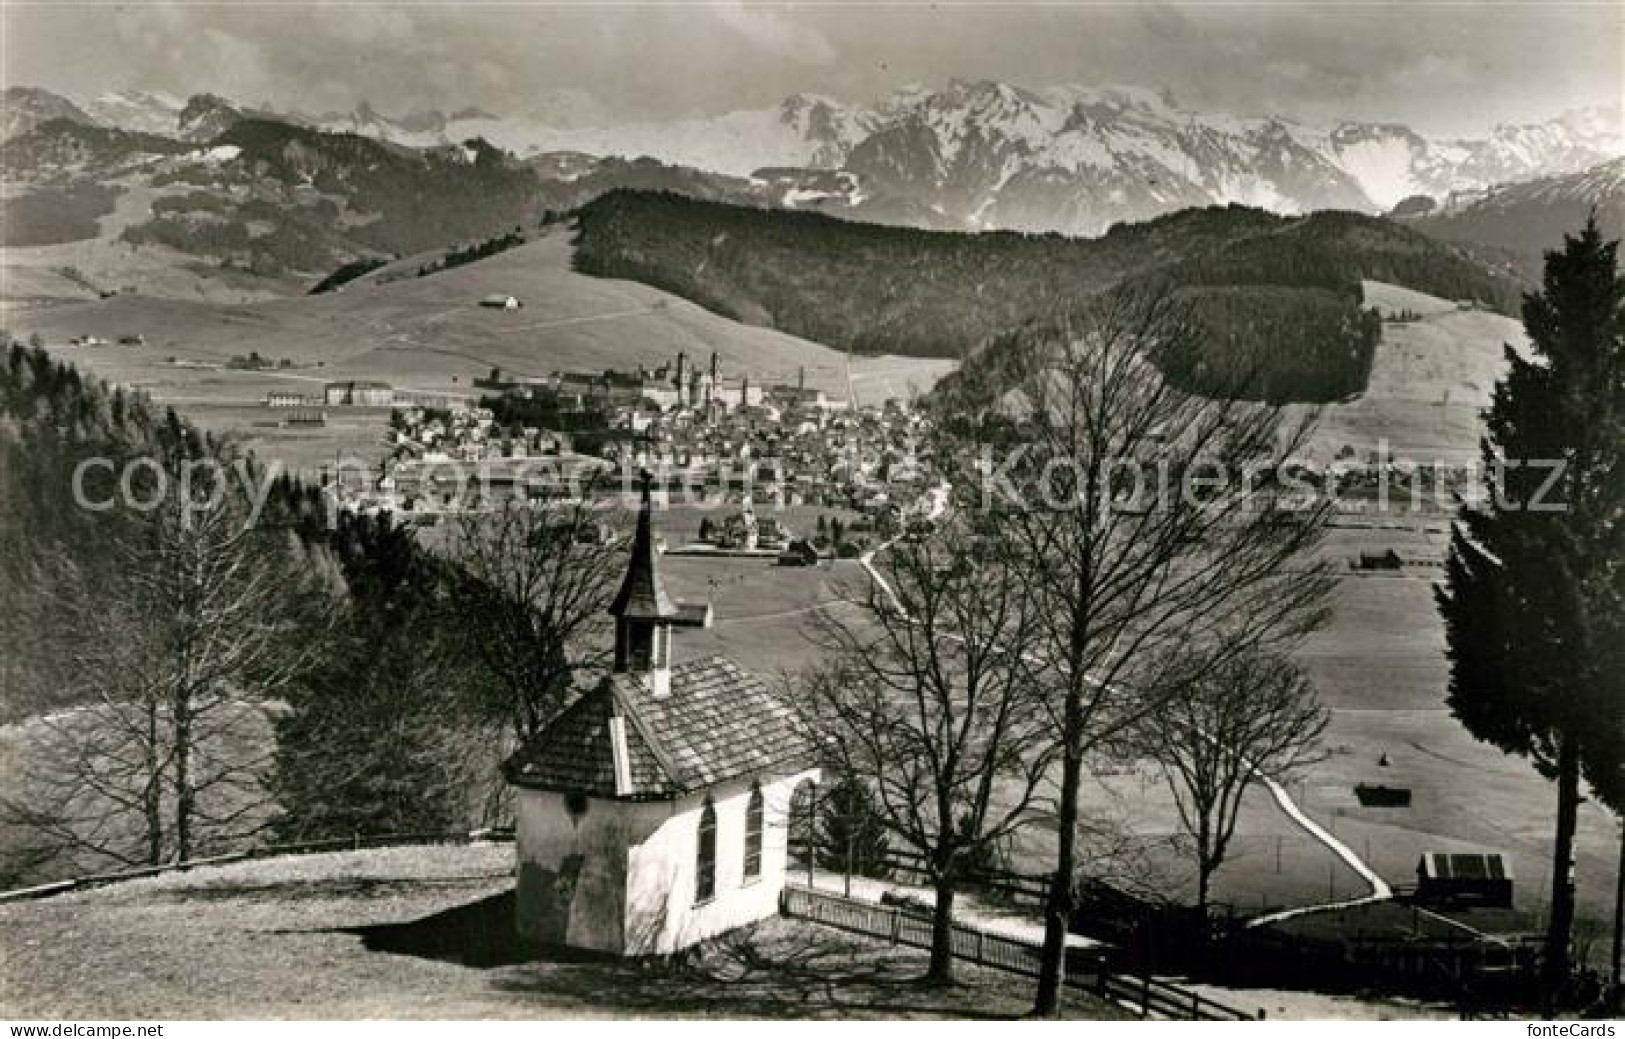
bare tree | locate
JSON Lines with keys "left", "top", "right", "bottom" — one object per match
{"left": 148, "top": 486, "right": 333, "bottom": 859}
{"left": 984, "top": 285, "right": 1336, "bottom": 1013}
{"left": 800, "top": 514, "right": 1054, "bottom": 984}
{"left": 446, "top": 481, "right": 624, "bottom": 742}
{"left": 1128, "top": 649, "right": 1328, "bottom": 919}
{"left": 2, "top": 554, "right": 171, "bottom": 876}
{"left": 3, "top": 467, "right": 332, "bottom": 873}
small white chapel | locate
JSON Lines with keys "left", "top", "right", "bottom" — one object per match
{"left": 504, "top": 479, "right": 820, "bottom": 955}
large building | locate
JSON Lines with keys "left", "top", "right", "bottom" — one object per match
{"left": 504, "top": 479, "right": 818, "bottom": 955}
{"left": 324, "top": 380, "right": 394, "bottom": 407}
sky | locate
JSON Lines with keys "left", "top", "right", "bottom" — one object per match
{"left": 2, "top": 1, "right": 1620, "bottom": 136}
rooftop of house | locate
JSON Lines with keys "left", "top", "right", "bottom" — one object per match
{"left": 504, "top": 655, "right": 812, "bottom": 800}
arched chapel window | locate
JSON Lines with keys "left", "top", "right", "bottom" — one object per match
{"left": 743, "top": 784, "right": 764, "bottom": 881}
{"left": 696, "top": 797, "right": 717, "bottom": 903}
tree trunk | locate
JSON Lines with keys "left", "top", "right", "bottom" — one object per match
{"left": 1196, "top": 862, "right": 1213, "bottom": 922}
{"left": 1194, "top": 861, "right": 1216, "bottom": 977}
{"left": 927, "top": 877, "right": 956, "bottom": 984}
{"left": 172, "top": 689, "right": 193, "bottom": 863}
{"left": 1610, "top": 815, "right": 1623, "bottom": 1012}
{"left": 1544, "top": 736, "right": 1581, "bottom": 1013}
{"left": 143, "top": 697, "right": 163, "bottom": 866}
{"left": 1034, "top": 746, "right": 1083, "bottom": 1016}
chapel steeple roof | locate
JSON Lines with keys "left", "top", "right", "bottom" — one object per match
{"left": 609, "top": 471, "right": 681, "bottom": 622}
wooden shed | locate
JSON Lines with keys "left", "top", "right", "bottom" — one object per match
{"left": 1415, "top": 852, "right": 1513, "bottom": 908}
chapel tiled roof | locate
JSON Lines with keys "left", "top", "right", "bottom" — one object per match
{"left": 504, "top": 655, "right": 814, "bottom": 799}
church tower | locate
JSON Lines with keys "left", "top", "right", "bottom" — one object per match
{"left": 609, "top": 473, "right": 681, "bottom": 698}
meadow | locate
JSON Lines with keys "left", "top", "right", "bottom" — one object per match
{"left": 4, "top": 229, "right": 954, "bottom": 477}
{"left": 4, "top": 256, "right": 1614, "bottom": 959}
{"left": 0, "top": 844, "right": 1121, "bottom": 1019}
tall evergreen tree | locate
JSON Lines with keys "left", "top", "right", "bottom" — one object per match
{"left": 1436, "top": 219, "right": 1625, "bottom": 1010}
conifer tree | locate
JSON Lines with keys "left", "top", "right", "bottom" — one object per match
{"left": 1436, "top": 219, "right": 1625, "bottom": 1010}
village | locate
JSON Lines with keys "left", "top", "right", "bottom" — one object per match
{"left": 311, "top": 349, "right": 950, "bottom": 560}
{"left": 2, "top": 0, "right": 1622, "bottom": 1020}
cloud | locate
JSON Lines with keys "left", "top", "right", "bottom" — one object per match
{"left": 6, "top": 1, "right": 1619, "bottom": 137}
{"left": 706, "top": 3, "right": 836, "bottom": 65}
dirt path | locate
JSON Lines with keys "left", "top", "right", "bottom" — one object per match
{"left": 1245, "top": 779, "right": 1393, "bottom": 927}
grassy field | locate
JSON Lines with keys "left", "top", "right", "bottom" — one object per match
{"left": 1293, "top": 570, "right": 1620, "bottom": 940}
{"left": 656, "top": 548, "right": 1381, "bottom": 916}
{"left": 994, "top": 556, "right": 1620, "bottom": 943}
{"left": 1298, "top": 281, "right": 1529, "bottom": 466}
{"left": 0, "top": 845, "right": 1121, "bottom": 1019}
{"left": 663, "top": 554, "right": 869, "bottom": 679}
{"left": 4, "top": 229, "right": 954, "bottom": 477}
{"left": 613, "top": 512, "right": 1620, "bottom": 942}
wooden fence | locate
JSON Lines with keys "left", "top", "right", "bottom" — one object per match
{"left": 787, "top": 839, "right": 1051, "bottom": 903}
{"left": 780, "top": 884, "right": 1254, "bottom": 1020}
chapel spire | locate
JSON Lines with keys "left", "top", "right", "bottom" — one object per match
{"left": 610, "top": 472, "right": 679, "bottom": 693}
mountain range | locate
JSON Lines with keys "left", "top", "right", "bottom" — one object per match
{"left": 2, "top": 79, "right": 1620, "bottom": 307}
{"left": 525, "top": 81, "right": 1620, "bottom": 232}
{"left": 1399, "top": 157, "right": 1625, "bottom": 279}
{"left": 9, "top": 81, "right": 1620, "bottom": 235}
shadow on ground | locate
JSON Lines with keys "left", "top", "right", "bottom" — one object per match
{"left": 340, "top": 890, "right": 595, "bottom": 969}
{"left": 341, "top": 889, "right": 1028, "bottom": 1018}
{"left": 150, "top": 875, "right": 505, "bottom": 906}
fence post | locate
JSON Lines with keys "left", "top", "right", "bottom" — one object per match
{"left": 1191, "top": 991, "right": 1200, "bottom": 1020}
{"left": 890, "top": 910, "right": 901, "bottom": 944}
{"left": 975, "top": 930, "right": 984, "bottom": 965}
{"left": 1140, "top": 973, "right": 1151, "bottom": 1017}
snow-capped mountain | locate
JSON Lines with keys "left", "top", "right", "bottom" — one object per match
{"left": 836, "top": 81, "right": 1380, "bottom": 232}
{"left": 1, "top": 87, "right": 98, "bottom": 141}
{"left": 82, "top": 90, "right": 187, "bottom": 136}
{"left": 1321, "top": 107, "right": 1625, "bottom": 210}
{"left": 485, "top": 93, "right": 884, "bottom": 174}
{"left": 1403, "top": 156, "right": 1625, "bottom": 278}
{"left": 26, "top": 78, "right": 1623, "bottom": 235}
{"left": 306, "top": 102, "right": 499, "bottom": 149}
{"left": 476, "top": 80, "right": 1621, "bottom": 233}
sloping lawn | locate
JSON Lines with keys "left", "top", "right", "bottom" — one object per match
{"left": 0, "top": 845, "right": 1119, "bottom": 1020}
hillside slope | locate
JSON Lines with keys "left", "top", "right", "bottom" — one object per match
{"left": 0, "top": 113, "right": 906, "bottom": 303}
{"left": 1300, "top": 281, "right": 1530, "bottom": 465}
{"left": 0, "top": 845, "right": 1118, "bottom": 1020}
{"left": 574, "top": 192, "right": 1521, "bottom": 403}
{"left": 7, "top": 230, "right": 953, "bottom": 409}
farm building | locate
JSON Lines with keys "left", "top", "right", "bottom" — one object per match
{"left": 264, "top": 390, "right": 309, "bottom": 408}
{"left": 1415, "top": 852, "right": 1513, "bottom": 908}
{"left": 480, "top": 293, "right": 523, "bottom": 309}
{"left": 505, "top": 479, "right": 818, "bottom": 955}
{"left": 324, "top": 380, "right": 395, "bottom": 407}
{"left": 777, "top": 539, "right": 820, "bottom": 567}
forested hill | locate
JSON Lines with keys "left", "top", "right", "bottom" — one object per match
{"left": 0, "top": 345, "right": 498, "bottom": 886}
{"left": 573, "top": 191, "right": 1522, "bottom": 404}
